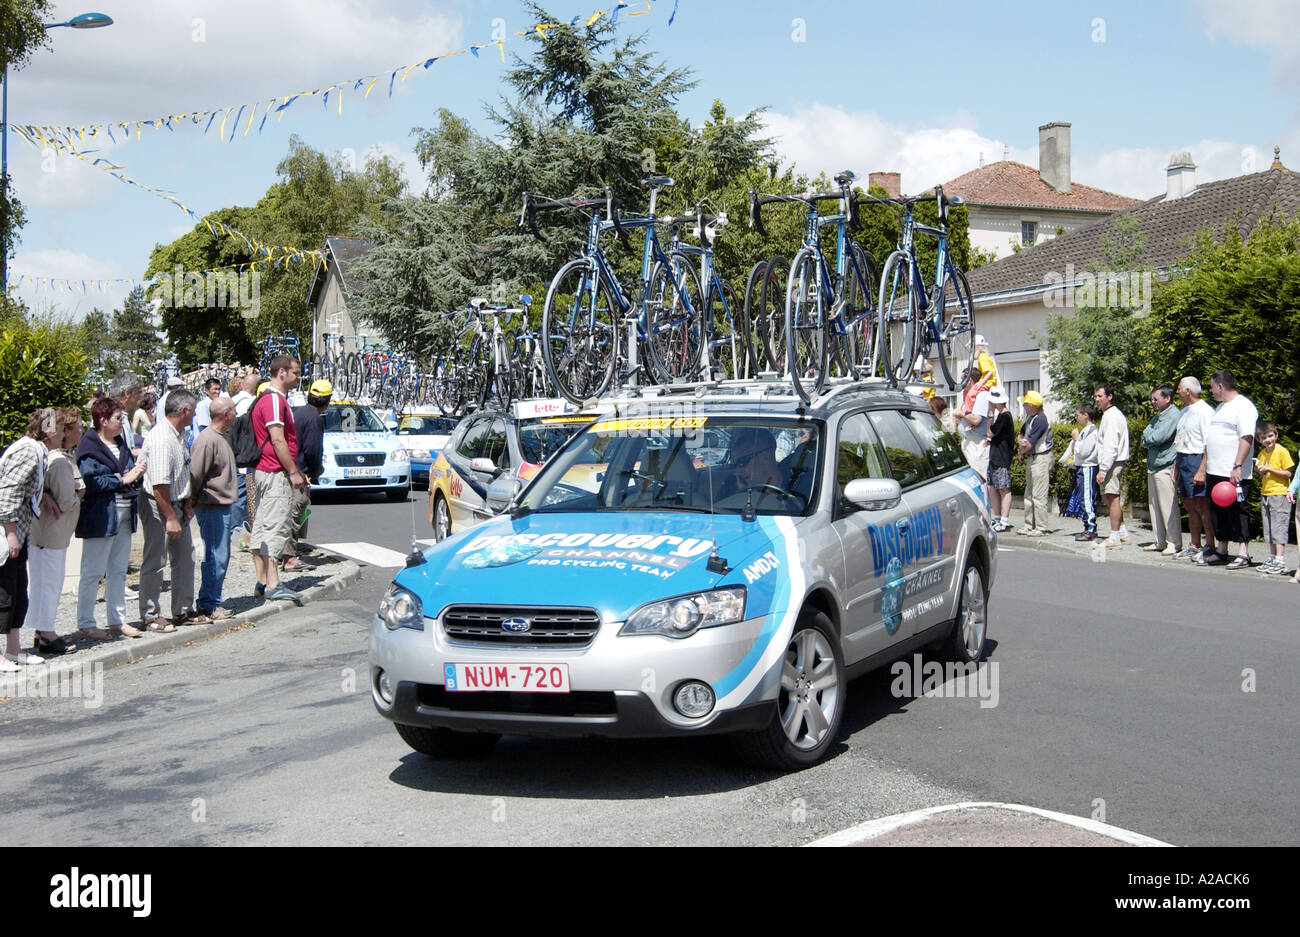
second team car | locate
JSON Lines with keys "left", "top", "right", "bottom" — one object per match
{"left": 427, "top": 398, "right": 595, "bottom": 540}
{"left": 395, "top": 411, "right": 458, "bottom": 489}
{"left": 312, "top": 401, "right": 411, "bottom": 501}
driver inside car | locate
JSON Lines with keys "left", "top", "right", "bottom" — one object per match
{"left": 725, "top": 426, "right": 784, "bottom": 498}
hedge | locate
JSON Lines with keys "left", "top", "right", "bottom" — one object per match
{"left": 0, "top": 321, "right": 89, "bottom": 449}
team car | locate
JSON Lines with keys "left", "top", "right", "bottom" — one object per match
{"left": 395, "top": 411, "right": 458, "bottom": 489}
{"left": 312, "top": 401, "right": 411, "bottom": 501}
{"left": 426, "top": 398, "right": 596, "bottom": 540}
{"left": 371, "top": 381, "right": 996, "bottom": 770}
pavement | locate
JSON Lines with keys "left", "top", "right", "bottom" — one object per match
{"left": 3, "top": 512, "right": 1214, "bottom": 847}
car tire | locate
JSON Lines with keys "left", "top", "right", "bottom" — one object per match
{"left": 394, "top": 723, "right": 500, "bottom": 757}
{"left": 432, "top": 494, "right": 451, "bottom": 541}
{"left": 946, "top": 554, "right": 988, "bottom": 663}
{"left": 386, "top": 486, "right": 408, "bottom": 503}
{"left": 732, "top": 608, "right": 844, "bottom": 770}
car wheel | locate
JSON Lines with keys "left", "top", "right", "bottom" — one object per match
{"left": 386, "top": 486, "right": 408, "bottom": 503}
{"left": 946, "top": 555, "right": 988, "bottom": 663}
{"left": 432, "top": 494, "right": 451, "bottom": 541}
{"left": 732, "top": 608, "right": 844, "bottom": 770}
{"left": 394, "top": 723, "right": 500, "bottom": 757}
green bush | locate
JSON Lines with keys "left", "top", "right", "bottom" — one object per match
{"left": 0, "top": 321, "right": 89, "bottom": 449}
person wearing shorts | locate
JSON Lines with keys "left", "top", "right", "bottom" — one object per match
{"left": 1174, "top": 377, "right": 1215, "bottom": 560}
{"left": 1198, "top": 370, "right": 1258, "bottom": 569}
{"left": 1254, "top": 422, "right": 1294, "bottom": 574}
{"left": 1094, "top": 382, "right": 1130, "bottom": 548}
{"left": 249, "top": 356, "right": 309, "bottom": 604}
{"left": 985, "top": 388, "right": 1014, "bottom": 531}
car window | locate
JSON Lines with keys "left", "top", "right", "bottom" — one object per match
{"left": 323, "top": 404, "right": 385, "bottom": 433}
{"left": 905, "top": 409, "right": 966, "bottom": 475}
{"left": 867, "top": 409, "right": 935, "bottom": 489}
{"left": 836, "top": 413, "right": 890, "bottom": 492}
{"left": 518, "top": 418, "right": 588, "bottom": 464}
{"left": 397, "top": 416, "right": 456, "bottom": 436}
{"left": 486, "top": 417, "right": 509, "bottom": 468}
{"left": 457, "top": 418, "right": 488, "bottom": 459}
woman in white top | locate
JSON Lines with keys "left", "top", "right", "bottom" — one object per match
{"left": 28, "top": 408, "right": 86, "bottom": 655}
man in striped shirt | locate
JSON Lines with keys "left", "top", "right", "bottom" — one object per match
{"left": 139, "top": 389, "right": 198, "bottom": 630}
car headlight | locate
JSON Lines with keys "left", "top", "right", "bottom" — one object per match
{"left": 389, "top": 448, "right": 409, "bottom": 463}
{"left": 620, "top": 587, "right": 746, "bottom": 639}
{"left": 378, "top": 584, "right": 424, "bottom": 631}
{"left": 406, "top": 448, "right": 431, "bottom": 460}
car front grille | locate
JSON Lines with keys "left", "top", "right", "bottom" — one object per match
{"left": 417, "top": 684, "right": 616, "bottom": 716}
{"left": 442, "top": 605, "right": 601, "bottom": 646}
{"left": 335, "top": 452, "right": 385, "bottom": 467}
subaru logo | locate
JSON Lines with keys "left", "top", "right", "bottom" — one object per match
{"left": 501, "top": 617, "right": 531, "bottom": 634}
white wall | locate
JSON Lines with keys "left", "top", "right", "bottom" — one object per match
{"left": 968, "top": 205, "right": 1112, "bottom": 260}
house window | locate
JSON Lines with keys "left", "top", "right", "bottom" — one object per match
{"left": 1021, "top": 221, "right": 1038, "bottom": 247}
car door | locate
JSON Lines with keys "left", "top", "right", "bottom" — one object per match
{"left": 830, "top": 410, "right": 908, "bottom": 665}
{"left": 449, "top": 416, "right": 490, "bottom": 529}
{"left": 866, "top": 408, "right": 950, "bottom": 638}
{"left": 470, "top": 416, "right": 510, "bottom": 522}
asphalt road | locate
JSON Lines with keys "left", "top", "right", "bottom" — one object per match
{"left": 3, "top": 491, "right": 1296, "bottom": 846}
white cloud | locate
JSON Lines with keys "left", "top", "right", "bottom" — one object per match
{"left": 11, "top": 1, "right": 463, "bottom": 124}
{"left": 762, "top": 105, "right": 1278, "bottom": 203}
{"left": 8, "top": 134, "right": 126, "bottom": 208}
{"left": 9, "top": 249, "right": 135, "bottom": 320}
{"left": 1195, "top": 0, "right": 1300, "bottom": 88}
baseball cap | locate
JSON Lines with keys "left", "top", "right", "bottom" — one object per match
{"left": 988, "top": 387, "right": 1009, "bottom": 405}
{"left": 257, "top": 381, "right": 271, "bottom": 395}
{"left": 166, "top": 376, "right": 185, "bottom": 389}
{"left": 975, "top": 334, "right": 988, "bottom": 347}
{"left": 309, "top": 379, "right": 334, "bottom": 398}
{"left": 1020, "top": 390, "right": 1044, "bottom": 407}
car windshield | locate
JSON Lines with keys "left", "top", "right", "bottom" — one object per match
{"left": 518, "top": 416, "right": 593, "bottom": 465}
{"left": 323, "top": 404, "right": 386, "bottom": 433}
{"left": 517, "top": 416, "right": 821, "bottom": 516}
{"left": 396, "top": 415, "right": 457, "bottom": 436}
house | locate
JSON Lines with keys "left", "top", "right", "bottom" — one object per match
{"left": 307, "top": 236, "right": 374, "bottom": 358}
{"left": 964, "top": 148, "right": 1298, "bottom": 419}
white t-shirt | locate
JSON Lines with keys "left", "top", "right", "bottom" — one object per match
{"left": 959, "top": 390, "right": 990, "bottom": 443}
{"left": 1174, "top": 399, "right": 1213, "bottom": 455}
{"left": 1205, "top": 394, "right": 1258, "bottom": 478}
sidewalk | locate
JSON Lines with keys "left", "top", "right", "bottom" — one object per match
{"left": 7, "top": 534, "right": 363, "bottom": 670}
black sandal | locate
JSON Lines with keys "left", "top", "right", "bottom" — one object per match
{"left": 33, "top": 633, "right": 75, "bottom": 655}
{"left": 1203, "top": 551, "right": 1230, "bottom": 566}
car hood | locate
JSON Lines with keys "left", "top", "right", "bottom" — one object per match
{"left": 395, "top": 510, "right": 805, "bottom": 622}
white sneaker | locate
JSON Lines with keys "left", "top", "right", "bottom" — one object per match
{"left": 4, "top": 651, "right": 45, "bottom": 666}
{"left": 0, "top": 657, "right": 20, "bottom": 673}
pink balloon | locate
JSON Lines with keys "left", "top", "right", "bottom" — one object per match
{"left": 1211, "top": 480, "right": 1237, "bottom": 508}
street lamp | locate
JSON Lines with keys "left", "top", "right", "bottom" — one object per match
{"left": 1, "top": 11, "right": 114, "bottom": 295}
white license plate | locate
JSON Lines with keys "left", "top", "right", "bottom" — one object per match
{"left": 444, "top": 662, "right": 571, "bottom": 693}
{"left": 344, "top": 467, "right": 382, "bottom": 478}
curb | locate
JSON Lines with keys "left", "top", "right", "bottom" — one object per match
{"left": 804, "top": 802, "right": 1173, "bottom": 847}
{"left": 38, "top": 555, "right": 365, "bottom": 672}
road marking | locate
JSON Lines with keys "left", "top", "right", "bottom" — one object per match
{"left": 804, "top": 801, "right": 1172, "bottom": 847}
{"left": 415, "top": 538, "right": 438, "bottom": 547}
{"left": 317, "top": 542, "right": 411, "bottom": 568}
{"left": 998, "top": 547, "right": 1015, "bottom": 552}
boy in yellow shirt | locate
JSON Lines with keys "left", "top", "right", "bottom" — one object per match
{"left": 1254, "top": 421, "right": 1294, "bottom": 574}
{"left": 972, "top": 335, "right": 998, "bottom": 392}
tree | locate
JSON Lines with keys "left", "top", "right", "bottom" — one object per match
{"left": 2, "top": 0, "right": 54, "bottom": 285}
{"left": 1041, "top": 214, "right": 1155, "bottom": 415}
{"left": 0, "top": 315, "right": 87, "bottom": 447}
{"left": 1147, "top": 215, "right": 1300, "bottom": 443}
{"left": 111, "top": 285, "right": 162, "bottom": 374}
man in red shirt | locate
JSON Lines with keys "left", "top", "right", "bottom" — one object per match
{"left": 249, "top": 355, "right": 309, "bottom": 603}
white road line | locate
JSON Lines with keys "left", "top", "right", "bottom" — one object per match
{"left": 804, "top": 801, "right": 1172, "bottom": 847}
{"left": 318, "top": 542, "right": 411, "bottom": 568}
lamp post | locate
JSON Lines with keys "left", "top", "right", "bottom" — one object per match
{"left": 2, "top": 11, "right": 114, "bottom": 296}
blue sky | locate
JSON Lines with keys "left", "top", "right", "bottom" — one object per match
{"left": 7, "top": 0, "right": 1299, "bottom": 320}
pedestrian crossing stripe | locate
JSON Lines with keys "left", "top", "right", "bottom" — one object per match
{"left": 316, "top": 542, "right": 411, "bottom": 568}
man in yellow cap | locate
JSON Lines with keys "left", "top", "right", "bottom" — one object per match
{"left": 1016, "top": 389, "right": 1053, "bottom": 535}
{"left": 282, "top": 379, "right": 333, "bottom": 568}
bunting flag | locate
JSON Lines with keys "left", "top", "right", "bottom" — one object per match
{"left": 17, "top": 1, "right": 678, "bottom": 150}
{"left": 10, "top": 128, "right": 326, "bottom": 270}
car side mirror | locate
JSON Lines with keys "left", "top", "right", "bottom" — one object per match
{"left": 386, "top": 421, "right": 399, "bottom": 431}
{"left": 471, "top": 457, "right": 501, "bottom": 477}
{"left": 844, "top": 477, "right": 902, "bottom": 512}
{"left": 486, "top": 475, "right": 524, "bottom": 512}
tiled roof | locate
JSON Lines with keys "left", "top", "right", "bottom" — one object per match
{"left": 966, "top": 166, "right": 1300, "bottom": 296}
{"left": 307, "top": 236, "right": 374, "bottom": 307}
{"left": 940, "top": 160, "right": 1142, "bottom": 212}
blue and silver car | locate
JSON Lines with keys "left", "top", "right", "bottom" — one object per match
{"left": 313, "top": 401, "right": 411, "bottom": 501}
{"left": 370, "top": 382, "right": 996, "bottom": 769}
{"left": 395, "top": 411, "right": 458, "bottom": 489}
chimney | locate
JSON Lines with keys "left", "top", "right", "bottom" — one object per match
{"left": 1165, "top": 152, "right": 1197, "bottom": 200}
{"left": 1038, "top": 121, "right": 1072, "bottom": 193}
{"left": 868, "top": 171, "right": 901, "bottom": 198}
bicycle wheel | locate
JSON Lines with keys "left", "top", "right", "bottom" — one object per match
{"left": 758, "top": 254, "right": 789, "bottom": 373}
{"left": 714, "top": 278, "right": 749, "bottom": 380}
{"left": 645, "top": 253, "right": 705, "bottom": 384}
{"left": 938, "top": 267, "right": 977, "bottom": 391}
{"left": 743, "top": 261, "right": 772, "bottom": 374}
{"left": 875, "top": 251, "right": 917, "bottom": 386}
{"left": 542, "top": 260, "right": 618, "bottom": 405}
{"left": 785, "top": 247, "right": 828, "bottom": 404}
{"left": 342, "top": 353, "right": 361, "bottom": 399}
{"left": 841, "top": 243, "right": 878, "bottom": 378}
